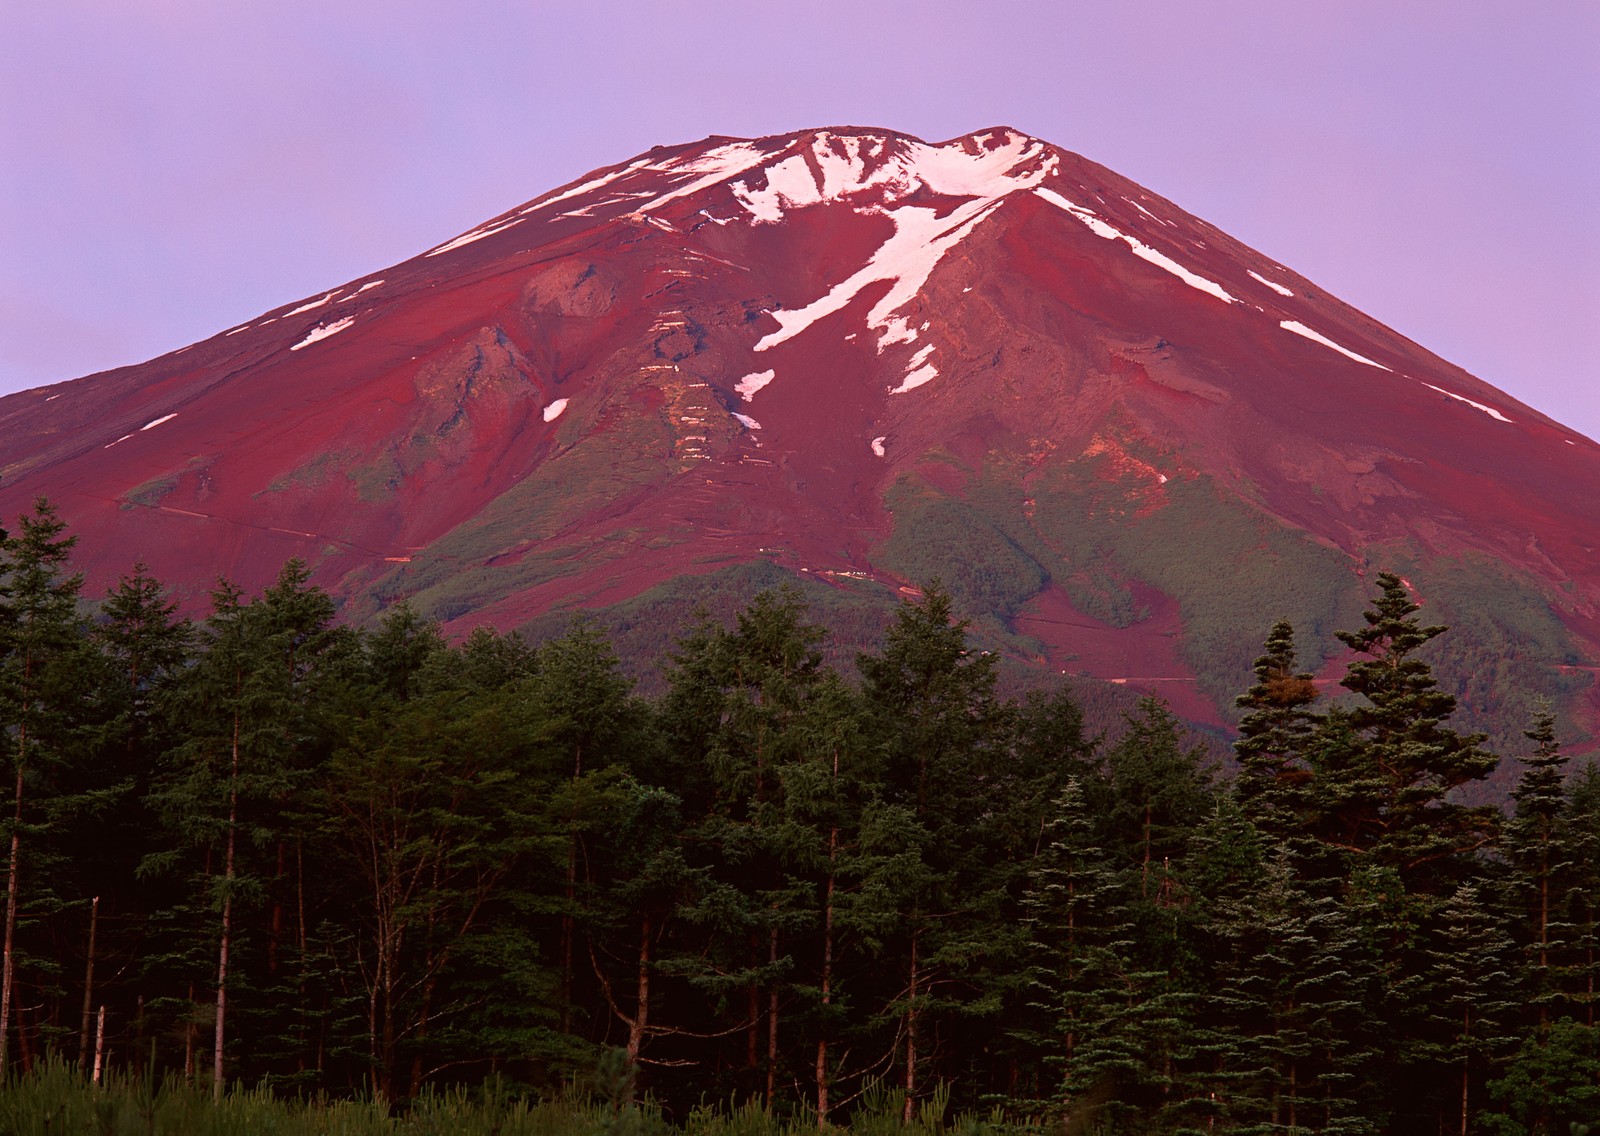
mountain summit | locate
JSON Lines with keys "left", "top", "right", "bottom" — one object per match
{"left": 4, "top": 126, "right": 1597, "bottom": 757}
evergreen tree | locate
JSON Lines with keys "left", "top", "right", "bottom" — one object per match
{"left": 856, "top": 583, "right": 1013, "bottom": 1120}
{"left": 1425, "top": 884, "right": 1520, "bottom": 1136}
{"left": 144, "top": 562, "right": 341, "bottom": 1097}
{"left": 1501, "top": 704, "right": 1574, "bottom": 1028}
{"left": 1234, "top": 619, "right": 1319, "bottom": 848}
{"left": 0, "top": 500, "right": 97, "bottom": 1072}
{"left": 1560, "top": 762, "right": 1600, "bottom": 1029}
{"left": 1102, "top": 695, "right": 1214, "bottom": 900}
{"left": 1324, "top": 572, "right": 1499, "bottom": 892}
{"left": 1018, "top": 777, "right": 1125, "bottom": 1123}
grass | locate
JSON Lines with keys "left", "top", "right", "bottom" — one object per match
{"left": 0, "top": 1056, "right": 1015, "bottom": 1136}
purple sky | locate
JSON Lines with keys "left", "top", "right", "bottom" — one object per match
{"left": 3, "top": 1, "right": 1597, "bottom": 439}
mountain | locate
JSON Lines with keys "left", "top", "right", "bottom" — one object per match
{"left": 3, "top": 125, "right": 1597, "bottom": 769}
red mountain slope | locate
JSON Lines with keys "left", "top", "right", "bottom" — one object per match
{"left": 3, "top": 126, "right": 1597, "bottom": 749}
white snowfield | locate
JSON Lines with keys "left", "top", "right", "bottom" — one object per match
{"left": 1278, "top": 320, "right": 1390, "bottom": 370}
{"left": 290, "top": 317, "right": 356, "bottom": 352}
{"left": 1248, "top": 269, "right": 1294, "bottom": 297}
{"left": 288, "top": 291, "right": 338, "bottom": 316}
{"left": 1035, "top": 187, "right": 1237, "bottom": 305}
{"left": 141, "top": 413, "right": 178, "bottom": 431}
{"left": 1423, "top": 383, "right": 1512, "bottom": 423}
{"left": 735, "top": 370, "right": 775, "bottom": 401}
{"left": 752, "top": 132, "right": 1055, "bottom": 362}
{"left": 543, "top": 399, "right": 569, "bottom": 422}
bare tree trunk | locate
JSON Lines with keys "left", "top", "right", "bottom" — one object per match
{"left": 903, "top": 929, "right": 919, "bottom": 1125}
{"left": 816, "top": 828, "right": 836, "bottom": 1128}
{"left": 766, "top": 925, "right": 779, "bottom": 1109}
{"left": 626, "top": 913, "right": 651, "bottom": 1104}
{"left": 92, "top": 1005, "right": 106, "bottom": 1085}
{"left": 78, "top": 896, "right": 99, "bottom": 1073}
{"left": 268, "top": 842, "right": 285, "bottom": 976}
{"left": 0, "top": 728, "right": 26, "bottom": 1076}
{"left": 213, "top": 715, "right": 241, "bottom": 1103}
{"left": 184, "top": 983, "right": 196, "bottom": 1081}
{"left": 747, "top": 931, "right": 760, "bottom": 1072}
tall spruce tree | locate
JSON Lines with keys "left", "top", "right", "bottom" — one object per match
{"left": 1018, "top": 777, "right": 1125, "bottom": 1123}
{"left": 145, "top": 562, "right": 341, "bottom": 1098}
{"left": 856, "top": 583, "right": 1011, "bottom": 1121}
{"left": 1323, "top": 572, "right": 1499, "bottom": 891}
{"left": 1502, "top": 704, "right": 1574, "bottom": 1029}
{"left": 1234, "top": 619, "right": 1319, "bottom": 849}
{"left": 0, "top": 500, "right": 96, "bottom": 1073}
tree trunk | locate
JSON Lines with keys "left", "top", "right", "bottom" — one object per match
{"left": 626, "top": 912, "right": 651, "bottom": 1103}
{"left": 92, "top": 1005, "right": 106, "bottom": 1085}
{"left": 0, "top": 726, "right": 26, "bottom": 1076}
{"left": 747, "top": 931, "right": 761, "bottom": 1072}
{"left": 816, "top": 828, "right": 836, "bottom": 1128}
{"left": 766, "top": 925, "right": 779, "bottom": 1109}
{"left": 78, "top": 896, "right": 99, "bottom": 1073}
{"left": 903, "top": 929, "right": 919, "bottom": 1125}
{"left": 213, "top": 714, "right": 241, "bottom": 1103}
{"left": 184, "top": 983, "right": 196, "bottom": 1081}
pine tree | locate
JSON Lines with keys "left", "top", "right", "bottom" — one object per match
{"left": 1102, "top": 696, "right": 1214, "bottom": 900}
{"left": 855, "top": 583, "right": 1012, "bottom": 1120}
{"left": 1425, "top": 884, "right": 1520, "bottom": 1136}
{"left": 1560, "top": 763, "right": 1600, "bottom": 1030}
{"left": 145, "top": 561, "right": 341, "bottom": 1098}
{"left": 1018, "top": 777, "right": 1124, "bottom": 1122}
{"left": 1501, "top": 704, "right": 1574, "bottom": 1028}
{"left": 1326, "top": 572, "right": 1499, "bottom": 892}
{"left": 1234, "top": 619, "right": 1319, "bottom": 848}
{"left": 0, "top": 500, "right": 97, "bottom": 1073}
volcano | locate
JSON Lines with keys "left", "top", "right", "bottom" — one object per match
{"left": 3, "top": 126, "right": 1597, "bottom": 764}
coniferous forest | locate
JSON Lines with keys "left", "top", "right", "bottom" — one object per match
{"left": 1, "top": 497, "right": 1598, "bottom": 1135}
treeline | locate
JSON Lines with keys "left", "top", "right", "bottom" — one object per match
{"left": 1, "top": 498, "right": 1598, "bottom": 1134}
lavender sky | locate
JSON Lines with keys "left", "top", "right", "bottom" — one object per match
{"left": 3, "top": 2, "right": 1597, "bottom": 439}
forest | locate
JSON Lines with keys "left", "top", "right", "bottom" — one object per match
{"left": 0, "top": 496, "right": 1597, "bottom": 1135}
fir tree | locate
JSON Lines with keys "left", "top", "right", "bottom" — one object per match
{"left": 1234, "top": 619, "right": 1319, "bottom": 848}
{"left": 0, "top": 500, "right": 96, "bottom": 1072}
{"left": 1326, "top": 572, "right": 1499, "bottom": 892}
{"left": 1502, "top": 703, "right": 1575, "bottom": 1028}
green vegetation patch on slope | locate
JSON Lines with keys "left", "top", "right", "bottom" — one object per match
{"left": 1388, "top": 551, "right": 1593, "bottom": 772}
{"left": 1025, "top": 452, "right": 1366, "bottom": 716}
{"left": 360, "top": 417, "right": 674, "bottom": 620}
{"left": 517, "top": 560, "right": 903, "bottom": 689}
{"left": 877, "top": 477, "right": 1048, "bottom": 619}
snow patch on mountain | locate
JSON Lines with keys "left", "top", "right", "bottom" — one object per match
{"left": 733, "top": 129, "right": 1049, "bottom": 226}
{"left": 521, "top": 158, "right": 654, "bottom": 216}
{"left": 426, "top": 216, "right": 525, "bottom": 257}
{"left": 1279, "top": 321, "right": 1389, "bottom": 370}
{"left": 626, "top": 142, "right": 772, "bottom": 216}
{"left": 755, "top": 193, "right": 1007, "bottom": 354}
{"left": 1248, "top": 270, "right": 1294, "bottom": 297}
{"left": 890, "top": 343, "right": 938, "bottom": 394}
{"left": 736, "top": 370, "right": 776, "bottom": 401}
{"left": 141, "top": 413, "right": 177, "bottom": 431}
{"left": 871, "top": 437, "right": 888, "bottom": 457}
{"left": 1423, "top": 384, "right": 1512, "bottom": 423}
{"left": 1035, "top": 188, "right": 1237, "bottom": 305}
{"left": 543, "top": 399, "right": 569, "bottom": 422}
{"left": 734, "top": 413, "right": 762, "bottom": 430}
{"left": 290, "top": 317, "right": 355, "bottom": 351}
{"left": 288, "top": 292, "right": 338, "bottom": 316}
